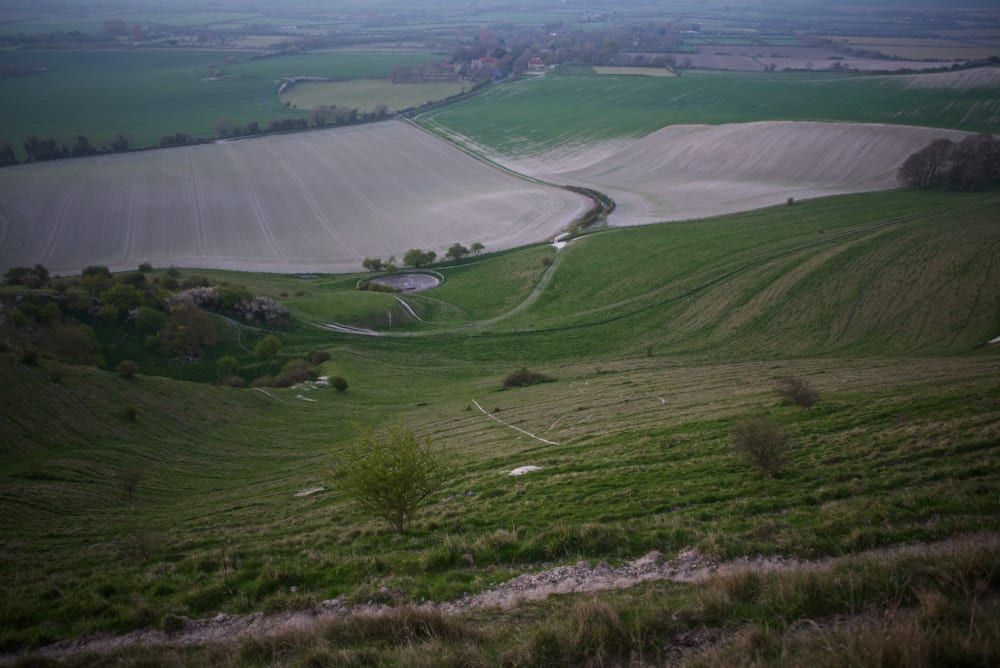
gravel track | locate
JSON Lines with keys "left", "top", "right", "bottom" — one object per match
{"left": 6, "top": 534, "right": 994, "bottom": 664}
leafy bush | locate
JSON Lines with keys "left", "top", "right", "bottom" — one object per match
{"left": 254, "top": 334, "right": 282, "bottom": 360}
{"left": 774, "top": 377, "right": 819, "bottom": 408}
{"left": 502, "top": 367, "right": 553, "bottom": 388}
{"left": 133, "top": 306, "right": 167, "bottom": 334}
{"left": 275, "top": 360, "right": 318, "bottom": 387}
{"left": 137, "top": 262, "right": 153, "bottom": 273}
{"left": 330, "top": 376, "right": 348, "bottom": 392}
{"left": 336, "top": 424, "right": 448, "bottom": 534}
{"left": 219, "top": 374, "right": 246, "bottom": 388}
{"left": 310, "top": 350, "right": 331, "bottom": 365}
{"left": 732, "top": 417, "right": 790, "bottom": 478}
{"left": 216, "top": 355, "right": 240, "bottom": 380}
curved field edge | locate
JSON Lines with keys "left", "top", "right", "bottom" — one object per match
{"left": 346, "top": 190, "right": 1000, "bottom": 360}
{"left": 503, "top": 121, "right": 973, "bottom": 226}
{"left": 0, "top": 121, "right": 589, "bottom": 276}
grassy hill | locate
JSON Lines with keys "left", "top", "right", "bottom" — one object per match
{"left": 2, "top": 189, "right": 998, "bottom": 662}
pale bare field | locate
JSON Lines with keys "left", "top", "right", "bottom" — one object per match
{"left": 280, "top": 80, "right": 467, "bottom": 112}
{"left": 0, "top": 121, "right": 588, "bottom": 275}
{"left": 503, "top": 121, "right": 971, "bottom": 226}
{"left": 685, "top": 45, "right": 963, "bottom": 72}
{"left": 592, "top": 66, "right": 675, "bottom": 77}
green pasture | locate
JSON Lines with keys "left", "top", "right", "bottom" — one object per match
{"left": 417, "top": 69, "right": 1000, "bottom": 155}
{"left": 0, "top": 49, "right": 445, "bottom": 152}
{"left": 280, "top": 79, "right": 468, "bottom": 113}
{"left": 2, "top": 188, "right": 998, "bottom": 650}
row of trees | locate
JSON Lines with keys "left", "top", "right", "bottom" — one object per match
{"left": 362, "top": 242, "right": 485, "bottom": 272}
{"left": 0, "top": 133, "right": 131, "bottom": 165}
{"left": 898, "top": 134, "right": 1000, "bottom": 191}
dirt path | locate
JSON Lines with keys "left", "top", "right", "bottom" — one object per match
{"left": 6, "top": 534, "right": 995, "bottom": 664}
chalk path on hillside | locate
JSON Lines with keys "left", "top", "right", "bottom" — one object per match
{"left": 7, "top": 534, "right": 995, "bottom": 664}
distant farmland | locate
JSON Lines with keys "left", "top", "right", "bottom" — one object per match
{"left": 417, "top": 68, "right": 1000, "bottom": 156}
{"left": 0, "top": 49, "right": 447, "bottom": 152}
{"left": 0, "top": 121, "right": 588, "bottom": 275}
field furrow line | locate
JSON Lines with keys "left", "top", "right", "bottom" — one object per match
{"left": 278, "top": 159, "right": 364, "bottom": 260}
{"left": 186, "top": 151, "right": 209, "bottom": 258}
{"left": 123, "top": 152, "right": 148, "bottom": 262}
{"left": 0, "top": 209, "right": 8, "bottom": 251}
{"left": 953, "top": 250, "right": 995, "bottom": 347}
{"left": 224, "top": 144, "right": 285, "bottom": 260}
{"left": 298, "top": 137, "right": 407, "bottom": 239}
{"left": 38, "top": 178, "right": 84, "bottom": 266}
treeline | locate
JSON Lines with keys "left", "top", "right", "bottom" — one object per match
{"left": 898, "top": 134, "right": 1000, "bottom": 191}
{"left": 0, "top": 133, "right": 132, "bottom": 165}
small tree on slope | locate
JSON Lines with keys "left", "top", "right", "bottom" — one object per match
{"left": 336, "top": 424, "right": 448, "bottom": 534}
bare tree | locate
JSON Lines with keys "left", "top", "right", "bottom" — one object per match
{"left": 897, "top": 138, "right": 954, "bottom": 190}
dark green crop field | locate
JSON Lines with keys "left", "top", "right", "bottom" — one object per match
{"left": 0, "top": 49, "right": 445, "bottom": 151}
{"left": 418, "top": 68, "right": 1000, "bottom": 155}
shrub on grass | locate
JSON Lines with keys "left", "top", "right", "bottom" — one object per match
{"left": 117, "top": 360, "right": 139, "bottom": 379}
{"left": 19, "top": 349, "right": 38, "bottom": 365}
{"left": 502, "top": 367, "right": 553, "bottom": 388}
{"left": 732, "top": 417, "right": 790, "bottom": 478}
{"left": 216, "top": 355, "right": 240, "bottom": 380}
{"left": 275, "top": 360, "right": 318, "bottom": 387}
{"left": 249, "top": 376, "right": 276, "bottom": 388}
{"left": 774, "top": 377, "right": 819, "bottom": 408}
{"left": 330, "top": 376, "right": 348, "bottom": 392}
{"left": 220, "top": 374, "right": 246, "bottom": 388}
{"left": 310, "top": 350, "right": 331, "bottom": 365}
{"left": 336, "top": 423, "right": 449, "bottom": 534}
{"left": 254, "top": 334, "right": 282, "bottom": 360}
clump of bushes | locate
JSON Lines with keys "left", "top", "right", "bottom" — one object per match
{"left": 275, "top": 359, "right": 318, "bottom": 387}
{"left": 330, "top": 376, "right": 348, "bottom": 392}
{"left": 359, "top": 281, "right": 400, "bottom": 293}
{"left": 219, "top": 374, "right": 246, "bottom": 388}
{"left": 310, "top": 350, "right": 331, "bottom": 365}
{"left": 774, "top": 377, "right": 819, "bottom": 408}
{"left": 502, "top": 367, "right": 554, "bottom": 388}
{"left": 731, "top": 417, "right": 790, "bottom": 478}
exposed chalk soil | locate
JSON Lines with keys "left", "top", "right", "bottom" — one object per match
{"left": 5, "top": 533, "right": 996, "bottom": 664}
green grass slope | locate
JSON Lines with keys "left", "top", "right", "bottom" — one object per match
{"left": 2, "top": 190, "right": 998, "bottom": 653}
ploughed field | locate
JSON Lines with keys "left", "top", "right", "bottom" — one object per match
{"left": 502, "top": 121, "right": 972, "bottom": 225}
{"left": 0, "top": 121, "right": 589, "bottom": 275}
